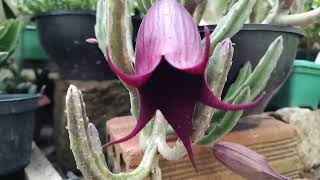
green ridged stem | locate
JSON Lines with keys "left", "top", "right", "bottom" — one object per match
{"left": 95, "top": 0, "right": 137, "bottom": 95}
{"left": 197, "top": 36, "right": 283, "bottom": 145}
{"left": 201, "top": 0, "right": 232, "bottom": 24}
{"left": 66, "top": 85, "right": 165, "bottom": 180}
{"left": 130, "top": 92, "right": 139, "bottom": 119}
{"left": 225, "top": 36, "right": 283, "bottom": 101}
{"left": 154, "top": 111, "right": 186, "bottom": 161}
{"left": 184, "top": 0, "right": 197, "bottom": 15}
{"left": 66, "top": 85, "right": 112, "bottom": 180}
{"left": 250, "top": 0, "right": 271, "bottom": 23}
{"left": 206, "top": 0, "right": 256, "bottom": 55}
{"left": 224, "top": 62, "right": 252, "bottom": 101}
{"left": 193, "top": 0, "right": 207, "bottom": 24}
{"left": 135, "top": 0, "right": 147, "bottom": 14}
{"left": 141, "top": 0, "right": 152, "bottom": 11}
{"left": 193, "top": 39, "right": 233, "bottom": 143}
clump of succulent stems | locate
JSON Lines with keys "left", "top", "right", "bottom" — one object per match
{"left": 131, "top": 0, "right": 320, "bottom": 26}
{"left": 65, "top": 0, "right": 286, "bottom": 179}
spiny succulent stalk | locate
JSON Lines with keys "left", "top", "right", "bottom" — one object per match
{"left": 95, "top": 0, "right": 143, "bottom": 143}
{"left": 65, "top": 85, "right": 113, "bottom": 180}
{"left": 205, "top": 0, "right": 257, "bottom": 55}
{"left": 192, "top": 0, "right": 256, "bottom": 143}
{"left": 192, "top": 39, "right": 233, "bottom": 143}
{"left": 95, "top": 0, "right": 137, "bottom": 95}
{"left": 66, "top": 85, "right": 168, "bottom": 180}
{"left": 201, "top": 0, "right": 235, "bottom": 25}
{"left": 290, "top": 0, "right": 304, "bottom": 14}
{"left": 183, "top": 0, "right": 198, "bottom": 16}
{"left": 272, "top": 8, "right": 320, "bottom": 26}
{"left": 197, "top": 36, "right": 283, "bottom": 145}
{"left": 154, "top": 111, "right": 187, "bottom": 161}
{"left": 250, "top": 0, "right": 272, "bottom": 23}
{"left": 193, "top": 0, "right": 208, "bottom": 24}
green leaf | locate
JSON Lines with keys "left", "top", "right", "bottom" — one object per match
{"left": 0, "top": 51, "right": 9, "bottom": 65}
{"left": 0, "top": 19, "right": 23, "bottom": 54}
{"left": 206, "top": 0, "right": 257, "bottom": 54}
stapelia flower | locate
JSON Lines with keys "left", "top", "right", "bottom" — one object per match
{"left": 103, "top": 0, "right": 263, "bottom": 169}
{"left": 213, "top": 141, "right": 289, "bottom": 180}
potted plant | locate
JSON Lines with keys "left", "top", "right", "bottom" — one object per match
{"left": 64, "top": 0, "right": 290, "bottom": 179}
{"left": 19, "top": 0, "right": 115, "bottom": 80}
{"left": 0, "top": 18, "right": 40, "bottom": 175}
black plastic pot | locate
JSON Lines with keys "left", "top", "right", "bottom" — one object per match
{"left": 33, "top": 10, "right": 115, "bottom": 80}
{"left": 296, "top": 48, "right": 319, "bottom": 61}
{"left": 199, "top": 24, "right": 304, "bottom": 114}
{"left": 0, "top": 94, "right": 39, "bottom": 175}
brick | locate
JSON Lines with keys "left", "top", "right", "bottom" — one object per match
{"left": 106, "top": 115, "right": 303, "bottom": 179}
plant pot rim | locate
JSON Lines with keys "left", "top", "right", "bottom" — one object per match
{"left": 33, "top": 9, "right": 95, "bottom": 19}
{"left": 198, "top": 23, "right": 305, "bottom": 37}
{"left": 0, "top": 94, "right": 39, "bottom": 102}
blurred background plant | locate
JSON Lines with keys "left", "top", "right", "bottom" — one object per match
{"left": 128, "top": 0, "right": 320, "bottom": 26}
{"left": 300, "top": 0, "right": 320, "bottom": 49}
{"left": 0, "top": 18, "right": 36, "bottom": 94}
{"left": 16, "top": 0, "right": 97, "bottom": 15}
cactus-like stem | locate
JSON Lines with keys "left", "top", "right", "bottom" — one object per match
{"left": 197, "top": 36, "right": 283, "bottom": 145}
{"left": 290, "top": 0, "right": 304, "bottom": 14}
{"left": 66, "top": 85, "right": 168, "bottom": 180}
{"left": 150, "top": 156, "right": 162, "bottom": 180}
{"left": 154, "top": 111, "right": 187, "bottom": 160}
{"left": 263, "top": 0, "right": 320, "bottom": 26}
{"left": 141, "top": 0, "right": 153, "bottom": 10}
{"left": 183, "top": 0, "right": 197, "bottom": 16}
{"left": 66, "top": 85, "right": 113, "bottom": 180}
{"left": 262, "top": 0, "right": 280, "bottom": 24}
{"left": 0, "top": 1, "right": 6, "bottom": 22}
{"left": 139, "top": 120, "right": 154, "bottom": 150}
{"left": 226, "top": 36, "right": 283, "bottom": 101}
{"left": 204, "top": 0, "right": 257, "bottom": 55}
{"left": 193, "top": 0, "right": 207, "bottom": 25}
{"left": 95, "top": 0, "right": 137, "bottom": 95}
{"left": 273, "top": 8, "right": 320, "bottom": 26}
{"left": 135, "top": 0, "right": 148, "bottom": 14}
{"left": 250, "top": 0, "right": 272, "bottom": 23}
{"left": 194, "top": 0, "right": 256, "bottom": 143}
{"left": 200, "top": 0, "right": 233, "bottom": 25}
{"left": 192, "top": 39, "right": 233, "bottom": 143}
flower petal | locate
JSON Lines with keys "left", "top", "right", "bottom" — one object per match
{"left": 105, "top": 48, "right": 152, "bottom": 87}
{"left": 159, "top": 95, "right": 198, "bottom": 170}
{"left": 102, "top": 94, "right": 156, "bottom": 148}
{"left": 213, "top": 141, "right": 289, "bottom": 180}
{"left": 135, "top": 0, "right": 203, "bottom": 74}
{"left": 183, "top": 26, "right": 211, "bottom": 74}
{"left": 199, "top": 78, "right": 265, "bottom": 111}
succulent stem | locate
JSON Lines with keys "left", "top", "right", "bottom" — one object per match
{"left": 66, "top": 85, "right": 166, "bottom": 180}
{"left": 274, "top": 8, "right": 320, "bottom": 26}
